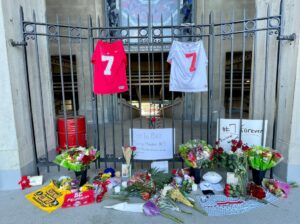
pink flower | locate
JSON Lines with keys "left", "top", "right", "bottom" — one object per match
{"left": 188, "top": 152, "right": 196, "bottom": 162}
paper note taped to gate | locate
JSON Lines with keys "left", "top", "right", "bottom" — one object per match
{"left": 130, "top": 128, "right": 174, "bottom": 160}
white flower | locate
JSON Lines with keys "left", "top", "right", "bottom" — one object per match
{"left": 203, "top": 151, "right": 210, "bottom": 159}
{"left": 161, "top": 185, "right": 173, "bottom": 197}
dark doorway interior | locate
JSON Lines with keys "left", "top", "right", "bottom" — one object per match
{"left": 225, "top": 51, "right": 252, "bottom": 118}
{"left": 51, "top": 55, "right": 78, "bottom": 115}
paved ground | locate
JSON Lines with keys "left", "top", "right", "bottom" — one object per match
{"left": 1, "top": 167, "right": 299, "bottom": 224}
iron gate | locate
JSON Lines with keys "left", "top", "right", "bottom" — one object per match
{"left": 16, "top": 5, "right": 284, "bottom": 173}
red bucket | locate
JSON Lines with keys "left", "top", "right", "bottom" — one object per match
{"left": 57, "top": 115, "right": 86, "bottom": 151}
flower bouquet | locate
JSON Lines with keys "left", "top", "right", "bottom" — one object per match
{"left": 262, "top": 179, "right": 291, "bottom": 198}
{"left": 247, "top": 146, "right": 283, "bottom": 171}
{"left": 53, "top": 146, "right": 99, "bottom": 172}
{"left": 178, "top": 139, "right": 213, "bottom": 183}
{"left": 214, "top": 140, "right": 249, "bottom": 197}
{"left": 178, "top": 139, "right": 213, "bottom": 169}
{"left": 126, "top": 169, "right": 173, "bottom": 200}
{"left": 158, "top": 184, "right": 208, "bottom": 216}
{"left": 53, "top": 146, "right": 99, "bottom": 186}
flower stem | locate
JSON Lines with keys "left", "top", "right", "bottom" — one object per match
{"left": 160, "top": 211, "right": 184, "bottom": 224}
{"left": 181, "top": 209, "right": 193, "bottom": 215}
{"left": 193, "top": 205, "right": 208, "bottom": 216}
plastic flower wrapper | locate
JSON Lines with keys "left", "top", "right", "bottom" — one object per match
{"left": 144, "top": 200, "right": 184, "bottom": 224}
{"left": 247, "top": 146, "right": 283, "bottom": 171}
{"left": 262, "top": 178, "right": 291, "bottom": 198}
{"left": 260, "top": 151, "right": 273, "bottom": 170}
{"left": 267, "top": 151, "right": 283, "bottom": 170}
{"left": 247, "top": 146, "right": 264, "bottom": 170}
{"left": 53, "top": 146, "right": 99, "bottom": 172}
{"left": 143, "top": 200, "right": 160, "bottom": 216}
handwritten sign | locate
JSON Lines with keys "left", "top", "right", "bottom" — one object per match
{"left": 130, "top": 128, "right": 174, "bottom": 160}
{"left": 217, "top": 119, "right": 267, "bottom": 151}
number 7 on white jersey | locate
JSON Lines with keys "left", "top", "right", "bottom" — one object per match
{"left": 101, "top": 55, "right": 114, "bottom": 75}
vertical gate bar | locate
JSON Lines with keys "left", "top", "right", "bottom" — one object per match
{"left": 137, "top": 15, "right": 142, "bottom": 128}
{"left": 151, "top": 15, "right": 156, "bottom": 113}
{"left": 191, "top": 93, "right": 194, "bottom": 139}
{"left": 96, "top": 16, "right": 102, "bottom": 168}
{"left": 229, "top": 11, "right": 235, "bottom": 119}
{"left": 111, "top": 94, "right": 116, "bottom": 168}
{"left": 160, "top": 15, "right": 165, "bottom": 128}
{"left": 208, "top": 11, "right": 215, "bottom": 144}
{"left": 96, "top": 18, "right": 107, "bottom": 168}
{"left": 56, "top": 15, "right": 69, "bottom": 149}
{"left": 147, "top": 13, "right": 152, "bottom": 127}
{"left": 45, "top": 15, "right": 59, "bottom": 171}
{"left": 261, "top": 5, "right": 270, "bottom": 146}
{"left": 171, "top": 15, "right": 175, "bottom": 168}
{"left": 218, "top": 13, "right": 224, "bottom": 142}
{"left": 271, "top": 4, "right": 284, "bottom": 179}
{"left": 251, "top": 20, "right": 257, "bottom": 119}
{"left": 79, "top": 17, "right": 87, "bottom": 130}
{"left": 87, "top": 15, "right": 99, "bottom": 168}
{"left": 127, "top": 15, "right": 134, "bottom": 169}
{"left": 67, "top": 17, "right": 79, "bottom": 146}
{"left": 107, "top": 11, "right": 116, "bottom": 168}
{"left": 101, "top": 96, "right": 107, "bottom": 168}
{"left": 200, "top": 13, "right": 204, "bottom": 140}
{"left": 33, "top": 11, "right": 49, "bottom": 171}
{"left": 239, "top": 9, "right": 246, "bottom": 140}
{"left": 181, "top": 92, "right": 185, "bottom": 144}
{"left": 20, "top": 7, "right": 39, "bottom": 174}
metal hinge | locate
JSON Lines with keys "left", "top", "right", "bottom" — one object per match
{"left": 277, "top": 33, "right": 296, "bottom": 41}
{"left": 9, "top": 39, "right": 27, "bottom": 47}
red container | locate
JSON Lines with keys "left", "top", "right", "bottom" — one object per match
{"left": 57, "top": 115, "right": 86, "bottom": 150}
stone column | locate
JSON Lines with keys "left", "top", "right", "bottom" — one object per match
{"left": 252, "top": 0, "right": 280, "bottom": 147}
{"left": 0, "top": 0, "right": 53, "bottom": 190}
{"left": 273, "top": 0, "right": 300, "bottom": 181}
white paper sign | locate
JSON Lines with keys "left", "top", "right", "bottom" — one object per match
{"left": 217, "top": 119, "right": 267, "bottom": 151}
{"left": 130, "top": 128, "right": 174, "bottom": 160}
{"left": 151, "top": 161, "right": 169, "bottom": 173}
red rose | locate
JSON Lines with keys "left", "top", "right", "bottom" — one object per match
{"left": 82, "top": 155, "right": 92, "bottom": 165}
{"left": 131, "top": 146, "right": 137, "bottom": 151}
{"left": 171, "top": 169, "right": 177, "bottom": 175}
{"left": 274, "top": 152, "right": 282, "bottom": 159}
{"left": 218, "top": 147, "right": 224, "bottom": 154}
{"left": 242, "top": 145, "right": 250, "bottom": 151}
{"left": 231, "top": 146, "right": 237, "bottom": 152}
{"left": 237, "top": 140, "right": 243, "bottom": 148}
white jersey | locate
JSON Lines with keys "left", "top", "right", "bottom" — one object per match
{"left": 167, "top": 40, "right": 208, "bottom": 92}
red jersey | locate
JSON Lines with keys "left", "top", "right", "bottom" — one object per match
{"left": 91, "top": 40, "right": 128, "bottom": 94}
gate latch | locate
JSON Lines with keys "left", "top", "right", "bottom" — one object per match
{"left": 9, "top": 39, "right": 27, "bottom": 47}
{"left": 277, "top": 33, "right": 296, "bottom": 41}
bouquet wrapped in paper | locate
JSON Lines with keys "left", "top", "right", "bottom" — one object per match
{"left": 53, "top": 146, "right": 99, "bottom": 172}
{"left": 247, "top": 146, "right": 283, "bottom": 171}
{"left": 262, "top": 178, "right": 291, "bottom": 198}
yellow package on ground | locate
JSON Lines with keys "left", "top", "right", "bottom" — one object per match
{"left": 26, "top": 181, "right": 69, "bottom": 213}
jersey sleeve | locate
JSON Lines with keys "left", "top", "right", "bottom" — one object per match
{"left": 167, "top": 41, "right": 176, "bottom": 64}
{"left": 91, "top": 41, "right": 101, "bottom": 64}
